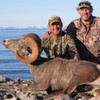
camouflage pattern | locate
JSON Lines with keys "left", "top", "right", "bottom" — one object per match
{"left": 48, "top": 16, "right": 62, "bottom": 25}
{"left": 77, "top": 1, "right": 91, "bottom": 9}
{"left": 66, "top": 16, "right": 100, "bottom": 64}
{"left": 41, "top": 31, "right": 79, "bottom": 59}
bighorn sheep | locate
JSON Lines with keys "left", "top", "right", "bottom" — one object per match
{"left": 2, "top": 33, "right": 100, "bottom": 99}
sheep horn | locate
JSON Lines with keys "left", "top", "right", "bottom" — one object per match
{"left": 15, "top": 38, "right": 39, "bottom": 63}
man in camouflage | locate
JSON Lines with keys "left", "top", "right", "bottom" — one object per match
{"left": 41, "top": 16, "right": 79, "bottom": 60}
{"left": 65, "top": 1, "right": 100, "bottom": 64}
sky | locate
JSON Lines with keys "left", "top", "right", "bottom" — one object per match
{"left": 0, "top": 0, "right": 100, "bottom": 28}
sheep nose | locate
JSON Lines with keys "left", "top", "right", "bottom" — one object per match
{"left": 2, "top": 40, "right": 7, "bottom": 47}
{"left": 3, "top": 40, "right": 6, "bottom": 42}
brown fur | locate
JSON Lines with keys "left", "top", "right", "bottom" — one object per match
{"left": 2, "top": 33, "right": 100, "bottom": 99}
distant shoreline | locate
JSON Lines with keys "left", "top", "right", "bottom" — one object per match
{"left": 0, "top": 27, "right": 48, "bottom": 30}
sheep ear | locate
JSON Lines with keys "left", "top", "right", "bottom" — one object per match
{"left": 15, "top": 37, "right": 39, "bottom": 63}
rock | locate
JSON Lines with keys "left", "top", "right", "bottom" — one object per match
{"left": 61, "top": 94, "right": 73, "bottom": 100}
{"left": 0, "top": 95, "right": 3, "bottom": 100}
{"left": 14, "top": 78, "right": 21, "bottom": 83}
{"left": 4, "top": 93, "right": 16, "bottom": 100}
{"left": 0, "top": 75, "right": 99, "bottom": 100}
{"left": 0, "top": 76, "right": 12, "bottom": 83}
{"left": 0, "top": 76, "right": 40, "bottom": 100}
{"left": 17, "top": 92, "right": 38, "bottom": 100}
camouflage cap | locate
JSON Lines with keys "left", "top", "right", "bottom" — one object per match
{"left": 77, "top": 1, "right": 91, "bottom": 9}
{"left": 48, "top": 16, "right": 62, "bottom": 25}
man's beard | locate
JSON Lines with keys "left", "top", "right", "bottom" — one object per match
{"left": 82, "top": 14, "right": 91, "bottom": 22}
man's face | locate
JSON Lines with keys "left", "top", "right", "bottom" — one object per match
{"left": 48, "top": 22, "right": 62, "bottom": 35}
{"left": 78, "top": 7, "right": 92, "bottom": 22}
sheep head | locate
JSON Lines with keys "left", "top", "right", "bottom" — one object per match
{"left": 3, "top": 33, "right": 41, "bottom": 63}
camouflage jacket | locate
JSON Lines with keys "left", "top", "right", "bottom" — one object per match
{"left": 65, "top": 16, "right": 100, "bottom": 64}
{"left": 41, "top": 31, "right": 79, "bottom": 59}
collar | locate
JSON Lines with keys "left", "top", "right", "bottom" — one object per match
{"left": 80, "top": 15, "right": 94, "bottom": 25}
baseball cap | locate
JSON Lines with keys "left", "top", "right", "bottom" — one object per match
{"left": 77, "top": 1, "right": 91, "bottom": 9}
{"left": 48, "top": 16, "right": 62, "bottom": 25}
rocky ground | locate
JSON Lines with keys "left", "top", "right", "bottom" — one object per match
{"left": 0, "top": 75, "right": 100, "bottom": 100}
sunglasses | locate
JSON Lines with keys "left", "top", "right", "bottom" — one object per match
{"left": 78, "top": 2, "right": 91, "bottom": 6}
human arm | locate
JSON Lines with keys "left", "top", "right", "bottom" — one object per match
{"left": 64, "top": 22, "right": 77, "bottom": 40}
{"left": 65, "top": 22, "right": 80, "bottom": 60}
{"left": 43, "top": 31, "right": 51, "bottom": 38}
{"left": 65, "top": 34, "right": 80, "bottom": 60}
{"left": 40, "top": 37, "right": 50, "bottom": 58}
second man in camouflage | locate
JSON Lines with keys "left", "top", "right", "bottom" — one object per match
{"left": 41, "top": 16, "right": 80, "bottom": 60}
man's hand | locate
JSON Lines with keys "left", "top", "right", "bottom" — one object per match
{"left": 43, "top": 31, "right": 51, "bottom": 38}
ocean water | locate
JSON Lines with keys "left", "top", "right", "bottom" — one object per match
{"left": 0, "top": 28, "right": 49, "bottom": 80}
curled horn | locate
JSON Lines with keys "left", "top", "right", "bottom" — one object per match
{"left": 15, "top": 37, "right": 39, "bottom": 63}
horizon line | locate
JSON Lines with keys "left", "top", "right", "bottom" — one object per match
{"left": 0, "top": 26, "right": 48, "bottom": 29}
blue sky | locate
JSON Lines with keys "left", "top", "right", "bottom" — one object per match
{"left": 0, "top": 0, "right": 100, "bottom": 28}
